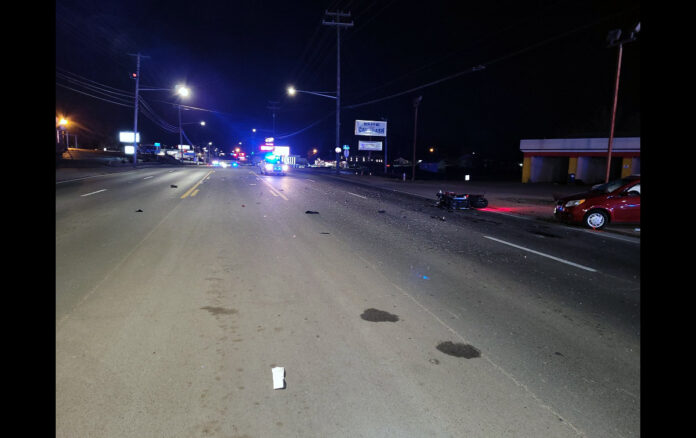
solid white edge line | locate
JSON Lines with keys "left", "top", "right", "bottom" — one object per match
{"left": 80, "top": 189, "right": 107, "bottom": 197}
{"left": 347, "top": 191, "right": 367, "bottom": 199}
{"left": 483, "top": 235, "right": 598, "bottom": 272}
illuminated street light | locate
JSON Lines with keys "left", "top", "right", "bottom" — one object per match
{"left": 176, "top": 84, "right": 190, "bottom": 97}
{"left": 286, "top": 86, "right": 336, "bottom": 100}
{"left": 288, "top": 85, "right": 339, "bottom": 173}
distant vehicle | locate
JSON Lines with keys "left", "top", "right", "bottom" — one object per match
{"left": 554, "top": 175, "right": 640, "bottom": 229}
{"left": 259, "top": 154, "right": 288, "bottom": 175}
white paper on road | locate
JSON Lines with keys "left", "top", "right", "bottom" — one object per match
{"left": 272, "top": 367, "right": 285, "bottom": 389}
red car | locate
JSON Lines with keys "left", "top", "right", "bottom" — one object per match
{"left": 554, "top": 175, "right": 640, "bottom": 229}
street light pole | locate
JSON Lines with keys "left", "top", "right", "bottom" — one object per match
{"left": 323, "top": 10, "right": 353, "bottom": 175}
{"left": 382, "top": 116, "right": 388, "bottom": 175}
{"left": 604, "top": 23, "right": 639, "bottom": 183}
{"left": 129, "top": 52, "right": 148, "bottom": 167}
{"left": 412, "top": 96, "right": 423, "bottom": 182}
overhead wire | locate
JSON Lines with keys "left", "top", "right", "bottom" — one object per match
{"left": 342, "top": 7, "right": 638, "bottom": 110}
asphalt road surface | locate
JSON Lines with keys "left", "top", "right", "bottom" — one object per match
{"left": 56, "top": 165, "right": 640, "bottom": 437}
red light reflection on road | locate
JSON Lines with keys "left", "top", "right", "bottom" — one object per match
{"left": 479, "top": 206, "right": 520, "bottom": 213}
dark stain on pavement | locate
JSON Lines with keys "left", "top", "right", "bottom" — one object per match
{"left": 201, "top": 306, "right": 238, "bottom": 316}
{"left": 436, "top": 341, "right": 481, "bottom": 358}
{"left": 530, "top": 230, "right": 561, "bottom": 238}
{"left": 361, "top": 308, "right": 399, "bottom": 322}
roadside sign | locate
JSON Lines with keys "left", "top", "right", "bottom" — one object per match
{"left": 355, "top": 120, "right": 387, "bottom": 137}
{"left": 358, "top": 140, "right": 382, "bottom": 151}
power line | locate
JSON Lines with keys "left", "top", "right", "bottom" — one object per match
{"left": 55, "top": 82, "right": 134, "bottom": 108}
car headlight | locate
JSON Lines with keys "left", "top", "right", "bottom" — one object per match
{"left": 564, "top": 199, "right": 585, "bottom": 208}
{"left": 282, "top": 164, "right": 289, "bottom": 171}
{"left": 265, "top": 163, "right": 273, "bottom": 171}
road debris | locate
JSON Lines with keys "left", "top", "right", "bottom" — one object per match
{"left": 360, "top": 308, "right": 399, "bottom": 322}
{"left": 436, "top": 341, "right": 481, "bottom": 359}
{"left": 305, "top": 211, "right": 319, "bottom": 214}
{"left": 135, "top": 209, "right": 143, "bottom": 212}
{"left": 170, "top": 184, "right": 178, "bottom": 188}
{"left": 272, "top": 367, "right": 285, "bottom": 390}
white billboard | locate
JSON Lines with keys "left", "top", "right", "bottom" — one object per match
{"left": 273, "top": 146, "right": 290, "bottom": 156}
{"left": 358, "top": 140, "right": 383, "bottom": 151}
{"left": 355, "top": 120, "right": 387, "bottom": 137}
{"left": 119, "top": 131, "right": 141, "bottom": 143}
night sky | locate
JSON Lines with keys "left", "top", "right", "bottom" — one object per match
{"left": 55, "top": 0, "right": 640, "bottom": 163}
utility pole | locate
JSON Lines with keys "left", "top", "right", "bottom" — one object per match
{"left": 604, "top": 23, "right": 639, "bottom": 183}
{"left": 267, "top": 101, "right": 280, "bottom": 137}
{"left": 178, "top": 105, "right": 183, "bottom": 161}
{"left": 382, "top": 116, "right": 388, "bottom": 175}
{"left": 323, "top": 10, "right": 353, "bottom": 174}
{"left": 128, "top": 52, "right": 150, "bottom": 167}
{"left": 412, "top": 96, "right": 422, "bottom": 182}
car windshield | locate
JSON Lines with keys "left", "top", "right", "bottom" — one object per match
{"left": 590, "top": 176, "right": 638, "bottom": 194}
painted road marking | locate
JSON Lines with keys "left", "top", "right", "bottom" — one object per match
{"left": 256, "top": 176, "right": 289, "bottom": 200}
{"left": 143, "top": 175, "right": 154, "bottom": 180}
{"left": 191, "top": 189, "right": 199, "bottom": 197}
{"left": 347, "top": 192, "right": 367, "bottom": 199}
{"left": 181, "top": 170, "right": 214, "bottom": 199}
{"left": 80, "top": 189, "right": 107, "bottom": 197}
{"left": 269, "top": 189, "right": 279, "bottom": 197}
{"left": 483, "top": 235, "right": 597, "bottom": 272}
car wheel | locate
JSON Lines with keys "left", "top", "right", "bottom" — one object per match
{"left": 583, "top": 209, "right": 609, "bottom": 230}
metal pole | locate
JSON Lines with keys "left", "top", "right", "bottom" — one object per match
{"left": 412, "top": 96, "right": 422, "bottom": 182}
{"left": 179, "top": 104, "right": 183, "bottom": 162}
{"left": 335, "top": 17, "right": 341, "bottom": 175}
{"left": 383, "top": 117, "right": 388, "bottom": 175}
{"left": 604, "top": 43, "right": 623, "bottom": 183}
{"left": 132, "top": 53, "right": 141, "bottom": 167}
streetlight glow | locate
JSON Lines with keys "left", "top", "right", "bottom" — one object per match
{"left": 287, "top": 86, "right": 296, "bottom": 96}
{"left": 176, "top": 84, "right": 190, "bottom": 97}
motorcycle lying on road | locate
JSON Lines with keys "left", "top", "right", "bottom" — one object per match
{"left": 435, "top": 190, "right": 489, "bottom": 210}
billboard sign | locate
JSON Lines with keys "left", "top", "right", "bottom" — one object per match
{"left": 273, "top": 146, "right": 290, "bottom": 156}
{"left": 119, "top": 131, "right": 141, "bottom": 143}
{"left": 355, "top": 120, "right": 387, "bottom": 137}
{"left": 358, "top": 140, "right": 383, "bottom": 151}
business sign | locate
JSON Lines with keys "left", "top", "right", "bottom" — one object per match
{"left": 273, "top": 146, "right": 290, "bottom": 156}
{"left": 119, "top": 131, "right": 141, "bottom": 143}
{"left": 358, "top": 140, "right": 383, "bottom": 151}
{"left": 124, "top": 145, "right": 135, "bottom": 155}
{"left": 355, "top": 120, "right": 387, "bottom": 137}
